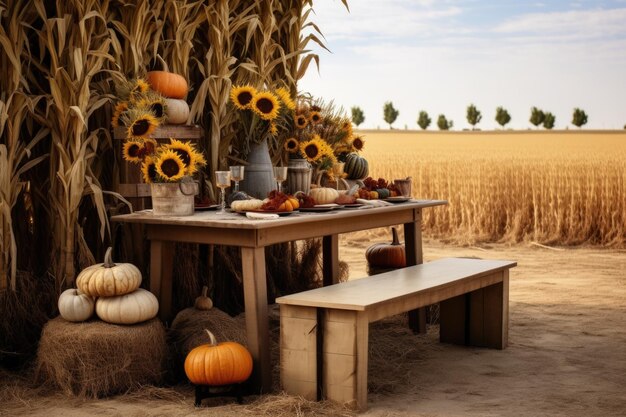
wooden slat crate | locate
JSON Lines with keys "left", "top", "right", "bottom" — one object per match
{"left": 113, "top": 125, "right": 203, "bottom": 211}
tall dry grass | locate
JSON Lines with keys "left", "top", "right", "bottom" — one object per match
{"left": 362, "top": 131, "right": 626, "bottom": 246}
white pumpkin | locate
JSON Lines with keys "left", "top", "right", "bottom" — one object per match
{"left": 309, "top": 187, "right": 340, "bottom": 204}
{"left": 76, "top": 247, "right": 142, "bottom": 297}
{"left": 165, "top": 98, "right": 190, "bottom": 124}
{"left": 96, "top": 288, "right": 159, "bottom": 325}
{"left": 230, "top": 199, "right": 263, "bottom": 212}
{"left": 58, "top": 288, "right": 94, "bottom": 322}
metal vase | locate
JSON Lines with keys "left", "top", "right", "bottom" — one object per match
{"left": 287, "top": 158, "right": 312, "bottom": 194}
{"left": 239, "top": 139, "right": 274, "bottom": 199}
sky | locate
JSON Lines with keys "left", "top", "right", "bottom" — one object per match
{"left": 298, "top": 0, "right": 626, "bottom": 130}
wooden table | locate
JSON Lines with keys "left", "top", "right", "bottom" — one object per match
{"left": 111, "top": 199, "right": 447, "bottom": 392}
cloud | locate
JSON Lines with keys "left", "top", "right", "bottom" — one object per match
{"left": 310, "top": 0, "right": 463, "bottom": 41}
{"left": 493, "top": 8, "right": 626, "bottom": 38}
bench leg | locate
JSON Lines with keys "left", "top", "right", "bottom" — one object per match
{"left": 440, "top": 270, "right": 509, "bottom": 349}
{"left": 280, "top": 305, "right": 318, "bottom": 400}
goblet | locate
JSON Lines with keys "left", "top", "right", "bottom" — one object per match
{"left": 230, "top": 166, "right": 245, "bottom": 192}
{"left": 273, "top": 166, "right": 288, "bottom": 193}
{"left": 215, "top": 171, "right": 231, "bottom": 213}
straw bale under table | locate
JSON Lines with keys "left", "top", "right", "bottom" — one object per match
{"left": 35, "top": 316, "right": 167, "bottom": 398}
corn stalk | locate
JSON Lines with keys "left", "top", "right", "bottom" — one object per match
{"left": 32, "top": 0, "right": 113, "bottom": 289}
{"left": 0, "top": 0, "right": 48, "bottom": 292}
{"left": 108, "top": 0, "right": 165, "bottom": 77}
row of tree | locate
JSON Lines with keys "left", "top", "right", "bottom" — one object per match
{"left": 350, "top": 103, "right": 591, "bottom": 130}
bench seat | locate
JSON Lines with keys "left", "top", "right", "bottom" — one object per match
{"left": 276, "top": 257, "right": 517, "bottom": 410}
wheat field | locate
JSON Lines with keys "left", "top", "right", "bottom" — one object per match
{"left": 360, "top": 130, "right": 626, "bottom": 246}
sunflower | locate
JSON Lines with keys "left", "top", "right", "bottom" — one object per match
{"left": 163, "top": 138, "right": 206, "bottom": 175}
{"left": 299, "top": 136, "right": 327, "bottom": 163}
{"left": 295, "top": 114, "right": 308, "bottom": 129}
{"left": 141, "top": 156, "right": 158, "bottom": 184}
{"left": 129, "top": 78, "right": 150, "bottom": 103}
{"left": 251, "top": 91, "right": 281, "bottom": 120}
{"left": 341, "top": 119, "right": 353, "bottom": 138}
{"left": 230, "top": 85, "right": 257, "bottom": 110}
{"left": 122, "top": 108, "right": 159, "bottom": 138}
{"left": 351, "top": 135, "right": 365, "bottom": 151}
{"left": 155, "top": 150, "right": 186, "bottom": 182}
{"left": 111, "top": 101, "right": 129, "bottom": 128}
{"left": 135, "top": 92, "right": 167, "bottom": 121}
{"left": 309, "top": 111, "right": 322, "bottom": 125}
{"left": 284, "top": 137, "right": 299, "bottom": 153}
{"left": 276, "top": 87, "right": 296, "bottom": 111}
{"left": 122, "top": 140, "right": 145, "bottom": 163}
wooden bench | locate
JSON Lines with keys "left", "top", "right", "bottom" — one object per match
{"left": 275, "top": 257, "right": 517, "bottom": 411}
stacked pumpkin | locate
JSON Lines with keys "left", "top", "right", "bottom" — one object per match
{"left": 147, "top": 69, "right": 190, "bottom": 124}
{"left": 58, "top": 247, "right": 159, "bottom": 324}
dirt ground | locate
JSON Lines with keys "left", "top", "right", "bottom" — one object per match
{"left": 2, "top": 232, "right": 626, "bottom": 416}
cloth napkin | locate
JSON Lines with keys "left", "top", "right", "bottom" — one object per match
{"left": 356, "top": 198, "right": 393, "bottom": 207}
{"left": 246, "top": 212, "right": 280, "bottom": 220}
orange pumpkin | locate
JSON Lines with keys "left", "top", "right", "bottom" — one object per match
{"left": 278, "top": 196, "right": 300, "bottom": 211}
{"left": 365, "top": 227, "right": 406, "bottom": 268}
{"left": 147, "top": 71, "right": 188, "bottom": 99}
{"left": 184, "top": 330, "right": 253, "bottom": 386}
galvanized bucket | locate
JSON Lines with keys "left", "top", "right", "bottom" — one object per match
{"left": 150, "top": 181, "right": 198, "bottom": 216}
{"left": 239, "top": 140, "right": 274, "bottom": 199}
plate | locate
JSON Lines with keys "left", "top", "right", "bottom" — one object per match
{"left": 339, "top": 203, "right": 364, "bottom": 209}
{"left": 195, "top": 204, "right": 219, "bottom": 211}
{"left": 383, "top": 197, "right": 411, "bottom": 203}
{"left": 299, "top": 206, "right": 336, "bottom": 212}
{"left": 239, "top": 209, "right": 298, "bottom": 217}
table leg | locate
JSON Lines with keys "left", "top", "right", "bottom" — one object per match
{"left": 322, "top": 234, "right": 340, "bottom": 286}
{"left": 241, "top": 246, "right": 272, "bottom": 393}
{"left": 405, "top": 210, "right": 427, "bottom": 333}
{"left": 150, "top": 240, "right": 174, "bottom": 322}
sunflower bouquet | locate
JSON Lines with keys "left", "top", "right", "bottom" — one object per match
{"left": 283, "top": 96, "right": 365, "bottom": 179}
{"left": 114, "top": 78, "right": 206, "bottom": 183}
{"left": 229, "top": 84, "right": 296, "bottom": 157}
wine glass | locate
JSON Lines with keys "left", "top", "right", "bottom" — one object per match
{"left": 230, "top": 166, "right": 245, "bottom": 192}
{"left": 215, "top": 171, "right": 231, "bottom": 213}
{"left": 273, "top": 166, "right": 288, "bottom": 193}
{"left": 332, "top": 162, "right": 345, "bottom": 190}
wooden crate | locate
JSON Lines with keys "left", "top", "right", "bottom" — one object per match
{"left": 113, "top": 125, "right": 203, "bottom": 211}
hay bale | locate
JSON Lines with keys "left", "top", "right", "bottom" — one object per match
{"left": 36, "top": 316, "right": 167, "bottom": 397}
{"left": 169, "top": 307, "right": 247, "bottom": 360}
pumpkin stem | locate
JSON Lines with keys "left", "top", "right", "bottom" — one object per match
{"left": 156, "top": 54, "right": 169, "bottom": 72}
{"left": 204, "top": 329, "right": 217, "bottom": 346}
{"left": 201, "top": 285, "right": 208, "bottom": 297}
{"left": 103, "top": 247, "right": 115, "bottom": 268}
{"left": 391, "top": 227, "right": 401, "bottom": 246}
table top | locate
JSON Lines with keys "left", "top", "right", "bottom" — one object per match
{"left": 111, "top": 199, "right": 448, "bottom": 230}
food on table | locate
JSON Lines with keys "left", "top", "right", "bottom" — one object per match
{"left": 344, "top": 152, "right": 369, "bottom": 179}
{"left": 335, "top": 192, "right": 357, "bottom": 205}
{"left": 230, "top": 198, "right": 263, "bottom": 212}
{"left": 309, "top": 187, "right": 339, "bottom": 204}
{"left": 261, "top": 191, "right": 299, "bottom": 211}
{"left": 294, "top": 191, "right": 317, "bottom": 208}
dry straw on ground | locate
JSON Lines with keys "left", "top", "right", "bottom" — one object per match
{"left": 36, "top": 317, "right": 167, "bottom": 398}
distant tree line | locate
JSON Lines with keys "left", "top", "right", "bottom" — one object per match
{"left": 349, "top": 103, "right": 592, "bottom": 130}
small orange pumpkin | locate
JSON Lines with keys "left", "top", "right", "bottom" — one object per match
{"left": 365, "top": 227, "right": 406, "bottom": 268}
{"left": 147, "top": 71, "right": 188, "bottom": 99}
{"left": 184, "top": 330, "right": 253, "bottom": 386}
{"left": 278, "top": 196, "right": 300, "bottom": 211}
